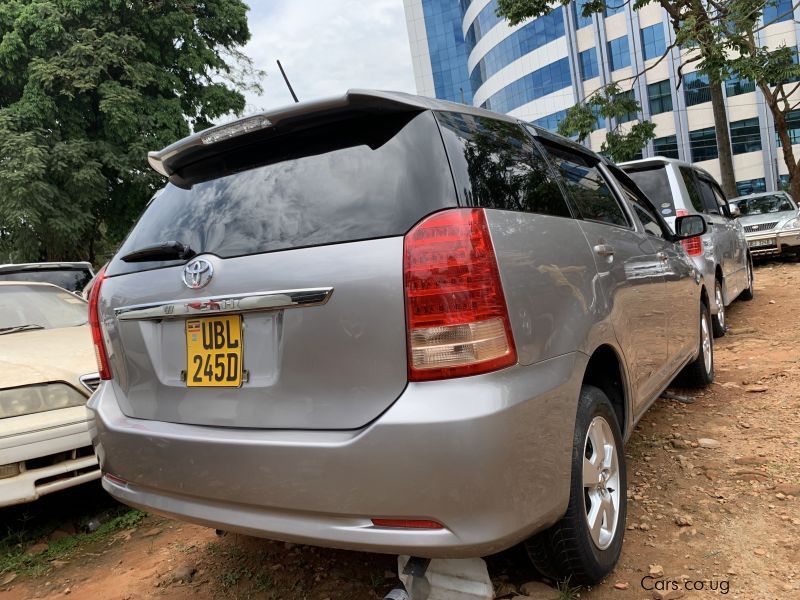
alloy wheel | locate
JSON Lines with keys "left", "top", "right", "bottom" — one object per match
{"left": 715, "top": 283, "right": 725, "bottom": 330}
{"left": 582, "top": 416, "right": 621, "bottom": 550}
{"left": 702, "top": 311, "right": 712, "bottom": 374}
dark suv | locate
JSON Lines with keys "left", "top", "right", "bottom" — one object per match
{"left": 88, "top": 91, "right": 710, "bottom": 584}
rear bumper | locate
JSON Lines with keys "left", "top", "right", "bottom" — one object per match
{"left": 745, "top": 229, "right": 800, "bottom": 255}
{"left": 0, "top": 412, "right": 100, "bottom": 507}
{"left": 90, "top": 353, "right": 583, "bottom": 557}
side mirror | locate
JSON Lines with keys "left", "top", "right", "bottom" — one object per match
{"left": 729, "top": 204, "right": 741, "bottom": 218}
{"left": 674, "top": 214, "right": 707, "bottom": 239}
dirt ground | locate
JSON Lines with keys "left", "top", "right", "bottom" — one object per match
{"left": 1, "top": 260, "right": 798, "bottom": 600}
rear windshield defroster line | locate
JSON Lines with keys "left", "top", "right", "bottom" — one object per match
{"left": 107, "top": 111, "right": 458, "bottom": 276}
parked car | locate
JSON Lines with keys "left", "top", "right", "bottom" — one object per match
{"left": 0, "top": 282, "right": 100, "bottom": 507}
{"left": 0, "top": 262, "right": 95, "bottom": 294}
{"left": 88, "top": 91, "right": 713, "bottom": 584}
{"left": 729, "top": 191, "right": 800, "bottom": 257}
{"left": 621, "top": 158, "right": 753, "bottom": 337}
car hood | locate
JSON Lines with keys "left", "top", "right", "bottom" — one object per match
{"left": 0, "top": 324, "right": 96, "bottom": 390}
{"left": 739, "top": 210, "right": 798, "bottom": 227}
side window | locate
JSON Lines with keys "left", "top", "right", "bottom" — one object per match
{"left": 711, "top": 184, "right": 732, "bottom": 218}
{"left": 538, "top": 141, "right": 631, "bottom": 227}
{"left": 679, "top": 166, "right": 704, "bottom": 212}
{"left": 435, "top": 112, "right": 572, "bottom": 218}
{"left": 695, "top": 177, "right": 721, "bottom": 214}
{"left": 627, "top": 192, "right": 667, "bottom": 238}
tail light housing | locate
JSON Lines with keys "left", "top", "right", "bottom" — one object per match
{"left": 88, "top": 266, "right": 112, "bottom": 380}
{"left": 403, "top": 208, "right": 517, "bottom": 381}
{"left": 676, "top": 209, "right": 703, "bottom": 256}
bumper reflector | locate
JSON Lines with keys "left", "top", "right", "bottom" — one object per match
{"left": 371, "top": 519, "right": 444, "bottom": 529}
{"left": 103, "top": 473, "right": 128, "bottom": 486}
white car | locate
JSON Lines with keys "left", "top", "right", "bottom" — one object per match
{"left": 0, "top": 281, "right": 100, "bottom": 507}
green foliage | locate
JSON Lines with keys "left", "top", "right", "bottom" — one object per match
{"left": 557, "top": 84, "right": 657, "bottom": 163}
{"left": 0, "top": 0, "right": 260, "bottom": 263}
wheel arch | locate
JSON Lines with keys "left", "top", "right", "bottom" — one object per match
{"left": 580, "top": 344, "right": 628, "bottom": 437}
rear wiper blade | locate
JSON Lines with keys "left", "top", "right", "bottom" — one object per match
{"left": 0, "top": 324, "right": 45, "bottom": 335}
{"left": 121, "top": 240, "right": 196, "bottom": 263}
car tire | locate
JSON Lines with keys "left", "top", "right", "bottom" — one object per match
{"left": 523, "top": 385, "right": 626, "bottom": 585}
{"left": 676, "top": 302, "right": 714, "bottom": 387}
{"left": 739, "top": 259, "right": 754, "bottom": 301}
{"left": 711, "top": 279, "right": 726, "bottom": 338}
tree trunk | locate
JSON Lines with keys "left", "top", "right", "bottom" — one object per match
{"left": 772, "top": 106, "right": 800, "bottom": 203}
{"left": 709, "top": 81, "right": 738, "bottom": 198}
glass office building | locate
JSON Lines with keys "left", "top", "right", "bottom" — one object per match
{"left": 403, "top": 0, "right": 800, "bottom": 193}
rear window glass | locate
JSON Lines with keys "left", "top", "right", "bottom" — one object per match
{"left": 108, "top": 111, "right": 456, "bottom": 276}
{"left": 624, "top": 166, "right": 677, "bottom": 217}
{"left": 435, "top": 112, "right": 572, "bottom": 218}
{"left": 0, "top": 269, "right": 92, "bottom": 292}
{"left": 0, "top": 284, "right": 87, "bottom": 331}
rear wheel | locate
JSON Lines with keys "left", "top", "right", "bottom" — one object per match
{"left": 740, "top": 259, "right": 754, "bottom": 301}
{"left": 524, "top": 385, "right": 626, "bottom": 585}
{"left": 711, "top": 279, "right": 726, "bottom": 337}
{"left": 676, "top": 302, "right": 714, "bottom": 387}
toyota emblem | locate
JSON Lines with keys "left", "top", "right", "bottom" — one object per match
{"left": 183, "top": 258, "right": 213, "bottom": 289}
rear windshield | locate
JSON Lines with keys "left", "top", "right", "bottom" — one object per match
{"left": 623, "top": 166, "right": 676, "bottom": 217}
{"left": 108, "top": 111, "right": 456, "bottom": 276}
{"left": 731, "top": 194, "right": 797, "bottom": 216}
{"left": 0, "top": 269, "right": 92, "bottom": 292}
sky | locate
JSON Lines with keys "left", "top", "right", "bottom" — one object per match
{"left": 242, "top": 0, "right": 417, "bottom": 113}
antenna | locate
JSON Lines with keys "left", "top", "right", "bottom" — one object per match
{"left": 277, "top": 60, "right": 299, "bottom": 103}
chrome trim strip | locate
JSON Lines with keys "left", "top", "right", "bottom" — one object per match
{"left": 79, "top": 373, "right": 101, "bottom": 394}
{"left": 114, "top": 287, "right": 334, "bottom": 321}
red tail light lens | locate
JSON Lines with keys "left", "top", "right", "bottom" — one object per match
{"left": 403, "top": 208, "right": 517, "bottom": 381}
{"left": 88, "top": 266, "right": 112, "bottom": 380}
{"left": 681, "top": 236, "right": 703, "bottom": 256}
{"left": 676, "top": 209, "right": 689, "bottom": 217}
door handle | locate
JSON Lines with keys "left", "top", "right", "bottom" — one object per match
{"left": 593, "top": 244, "right": 615, "bottom": 257}
{"left": 657, "top": 251, "right": 668, "bottom": 261}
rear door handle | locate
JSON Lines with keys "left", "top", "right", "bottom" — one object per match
{"left": 593, "top": 244, "right": 615, "bottom": 257}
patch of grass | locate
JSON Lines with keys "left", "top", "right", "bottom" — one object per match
{"left": 556, "top": 577, "right": 583, "bottom": 600}
{"left": 0, "top": 508, "right": 146, "bottom": 577}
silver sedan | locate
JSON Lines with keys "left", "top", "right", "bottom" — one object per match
{"left": 730, "top": 191, "right": 800, "bottom": 256}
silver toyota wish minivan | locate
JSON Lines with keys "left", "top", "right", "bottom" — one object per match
{"left": 88, "top": 91, "right": 712, "bottom": 584}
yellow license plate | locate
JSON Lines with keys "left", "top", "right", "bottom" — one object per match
{"left": 186, "top": 315, "right": 243, "bottom": 387}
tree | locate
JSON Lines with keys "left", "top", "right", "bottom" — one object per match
{"left": 496, "top": 0, "right": 739, "bottom": 198}
{"left": 0, "top": 0, "right": 261, "bottom": 263}
{"left": 556, "top": 83, "right": 657, "bottom": 162}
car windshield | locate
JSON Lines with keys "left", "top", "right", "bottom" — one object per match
{"left": 731, "top": 194, "right": 796, "bottom": 216}
{"left": 0, "top": 284, "right": 88, "bottom": 331}
{"left": 0, "top": 269, "right": 93, "bottom": 292}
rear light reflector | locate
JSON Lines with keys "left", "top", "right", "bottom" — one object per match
{"left": 403, "top": 208, "right": 516, "bottom": 381}
{"left": 103, "top": 473, "right": 128, "bottom": 486}
{"left": 371, "top": 519, "right": 444, "bottom": 530}
{"left": 88, "top": 266, "right": 113, "bottom": 380}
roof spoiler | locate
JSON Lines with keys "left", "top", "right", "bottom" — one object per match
{"left": 147, "top": 90, "right": 429, "bottom": 179}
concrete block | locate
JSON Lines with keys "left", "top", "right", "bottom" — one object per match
{"left": 397, "top": 556, "right": 493, "bottom": 600}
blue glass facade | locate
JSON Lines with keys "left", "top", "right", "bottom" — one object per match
{"left": 640, "top": 24, "right": 665, "bottom": 61}
{"left": 573, "top": 0, "right": 593, "bottom": 28}
{"left": 480, "top": 57, "right": 572, "bottom": 113}
{"left": 421, "top": 0, "right": 473, "bottom": 103}
{"left": 531, "top": 110, "right": 568, "bottom": 132}
{"left": 764, "top": 0, "right": 793, "bottom": 24}
{"left": 607, "top": 36, "right": 631, "bottom": 71}
{"left": 579, "top": 48, "right": 599, "bottom": 80}
{"left": 469, "top": 9, "right": 565, "bottom": 94}
{"left": 465, "top": 0, "right": 503, "bottom": 49}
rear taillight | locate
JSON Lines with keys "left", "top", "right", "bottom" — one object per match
{"left": 403, "top": 208, "right": 517, "bottom": 381}
{"left": 675, "top": 210, "right": 703, "bottom": 256}
{"left": 88, "top": 266, "right": 112, "bottom": 380}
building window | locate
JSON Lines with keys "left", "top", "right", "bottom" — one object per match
{"left": 604, "top": 2, "right": 625, "bottom": 16}
{"left": 573, "top": 0, "right": 593, "bottom": 28}
{"left": 420, "top": 0, "right": 473, "bottom": 104}
{"left": 593, "top": 105, "right": 606, "bottom": 130}
{"left": 763, "top": 0, "right": 793, "bottom": 24}
{"left": 580, "top": 48, "right": 599, "bottom": 80}
{"left": 690, "top": 127, "right": 718, "bottom": 161}
{"left": 531, "top": 110, "right": 568, "bottom": 132}
{"left": 607, "top": 36, "right": 631, "bottom": 71}
{"left": 480, "top": 57, "right": 572, "bottom": 114}
{"left": 468, "top": 9, "right": 566, "bottom": 95}
{"left": 647, "top": 80, "right": 673, "bottom": 115}
{"left": 640, "top": 24, "right": 666, "bottom": 61}
{"left": 725, "top": 76, "right": 755, "bottom": 96}
{"left": 616, "top": 89, "right": 637, "bottom": 123}
{"left": 464, "top": 0, "right": 503, "bottom": 50}
{"left": 776, "top": 110, "right": 800, "bottom": 146}
{"left": 779, "top": 174, "right": 790, "bottom": 190}
{"left": 730, "top": 118, "right": 762, "bottom": 154}
{"left": 684, "top": 71, "right": 711, "bottom": 106}
{"left": 736, "top": 178, "right": 767, "bottom": 195}
{"left": 653, "top": 135, "right": 679, "bottom": 159}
